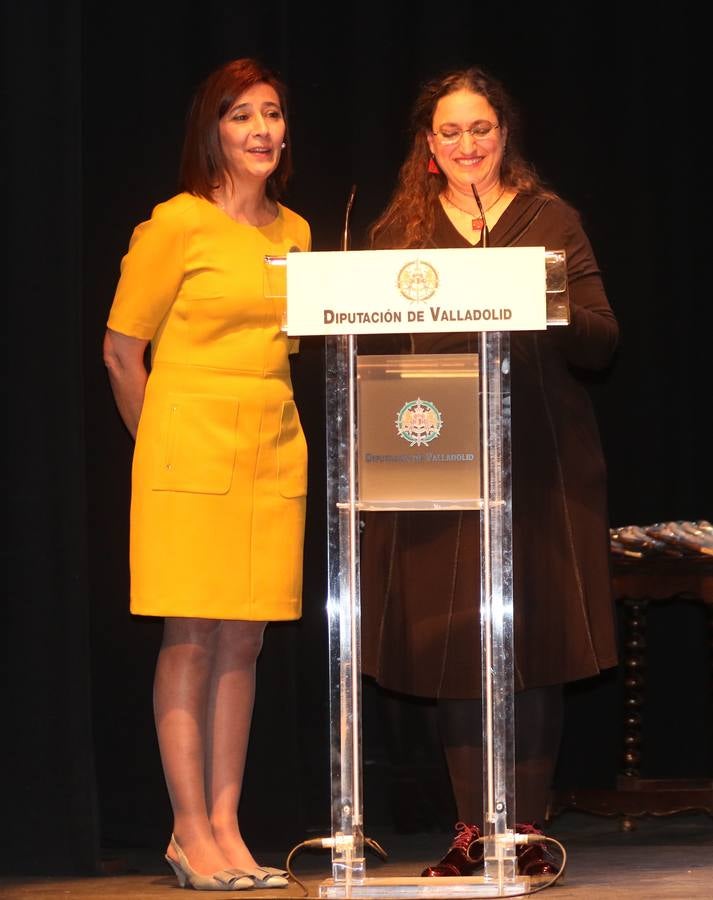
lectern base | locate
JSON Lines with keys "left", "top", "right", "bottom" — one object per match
{"left": 319, "top": 874, "right": 537, "bottom": 897}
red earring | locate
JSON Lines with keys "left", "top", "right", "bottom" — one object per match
{"left": 427, "top": 155, "right": 440, "bottom": 174}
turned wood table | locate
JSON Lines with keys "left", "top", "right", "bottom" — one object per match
{"left": 550, "top": 556, "right": 713, "bottom": 830}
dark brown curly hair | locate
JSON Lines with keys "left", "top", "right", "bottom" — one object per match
{"left": 370, "top": 66, "right": 554, "bottom": 248}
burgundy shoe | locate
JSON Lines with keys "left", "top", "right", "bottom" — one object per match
{"left": 515, "top": 823, "right": 558, "bottom": 877}
{"left": 421, "top": 822, "right": 483, "bottom": 877}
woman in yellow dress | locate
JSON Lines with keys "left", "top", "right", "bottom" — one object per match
{"left": 103, "top": 58, "right": 311, "bottom": 891}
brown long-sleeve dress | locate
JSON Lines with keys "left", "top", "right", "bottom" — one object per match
{"left": 360, "top": 193, "right": 619, "bottom": 699}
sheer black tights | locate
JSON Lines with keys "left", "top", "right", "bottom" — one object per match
{"left": 437, "top": 685, "right": 563, "bottom": 825}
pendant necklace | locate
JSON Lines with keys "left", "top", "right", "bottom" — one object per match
{"left": 443, "top": 188, "right": 506, "bottom": 231}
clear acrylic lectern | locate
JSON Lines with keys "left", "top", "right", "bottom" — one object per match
{"left": 269, "top": 247, "right": 568, "bottom": 897}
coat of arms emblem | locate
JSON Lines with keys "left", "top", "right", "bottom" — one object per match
{"left": 397, "top": 260, "right": 438, "bottom": 302}
{"left": 395, "top": 398, "right": 443, "bottom": 446}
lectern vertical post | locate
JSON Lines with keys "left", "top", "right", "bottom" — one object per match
{"left": 325, "top": 332, "right": 365, "bottom": 885}
{"left": 479, "top": 331, "right": 517, "bottom": 882}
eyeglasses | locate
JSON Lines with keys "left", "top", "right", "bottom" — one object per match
{"left": 432, "top": 121, "right": 499, "bottom": 145}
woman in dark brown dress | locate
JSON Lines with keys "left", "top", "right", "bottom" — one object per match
{"left": 360, "top": 65, "right": 619, "bottom": 877}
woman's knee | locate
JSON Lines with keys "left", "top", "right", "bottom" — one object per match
{"left": 218, "top": 620, "right": 267, "bottom": 664}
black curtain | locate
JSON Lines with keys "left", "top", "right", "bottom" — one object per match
{"left": 4, "top": 0, "right": 708, "bottom": 876}
{"left": 4, "top": 0, "right": 99, "bottom": 875}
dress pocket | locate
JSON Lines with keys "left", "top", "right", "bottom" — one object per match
{"left": 276, "top": 400, "right": 308, "bottom": 498}
{"left": 153, "top": 393, "right": 239, "bottom": 494}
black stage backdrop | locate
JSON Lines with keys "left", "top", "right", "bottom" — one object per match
{"left": 4, "top": 0, "right": 709, "bottom": 876}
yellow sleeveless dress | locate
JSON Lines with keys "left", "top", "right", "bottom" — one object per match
{"left": 107, "top": 193, "right": 311, "bottom": 620}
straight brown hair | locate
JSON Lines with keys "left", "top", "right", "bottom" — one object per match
{"left": 179, "top": 58, "right": 292, "bottom": 202}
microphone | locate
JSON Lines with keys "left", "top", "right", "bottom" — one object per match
{"left": 470, "top": 182, "right": 489, "bottom": 248}
{"left": 342, "top": 184, "right": 357, "bottom": 252}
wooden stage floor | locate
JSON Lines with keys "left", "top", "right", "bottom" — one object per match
{"left": 1, "top": 812, "right": 711, "bottom": 899}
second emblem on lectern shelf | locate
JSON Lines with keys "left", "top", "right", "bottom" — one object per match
{"left": 396, "top": 399, "right": 443, "bottom": 446}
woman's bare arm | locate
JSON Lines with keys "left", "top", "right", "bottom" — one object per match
{"left": 103, "top": 328, "right": 150, "bottom": 439}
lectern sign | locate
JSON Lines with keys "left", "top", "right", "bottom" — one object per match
{"left": 358, "top": 354, "right": 480, "bottom": 510}
{"left": 286, "top": 246, "right": 547, "bottom": 336}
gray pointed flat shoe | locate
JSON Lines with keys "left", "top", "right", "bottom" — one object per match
{"left": 165, "top": 835, "right": 255, "bottom": 890}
